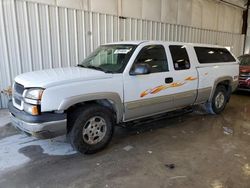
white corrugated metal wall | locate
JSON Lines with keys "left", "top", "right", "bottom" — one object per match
{"left": 0, "top": 0, "right": 245, "bottom": 108}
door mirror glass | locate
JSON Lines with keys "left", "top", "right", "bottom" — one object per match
{"left": 130, "top": 63, "right": 151, "bottom": 75}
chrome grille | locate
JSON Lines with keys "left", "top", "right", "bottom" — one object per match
{"left": 14, "top": 82, "right": 25, "bottom": 94}
{"left": 239, "top": 72, "right": 250, "bottom": 81}
{"left": 239, "top": 77, "right": 247, "bottom": 81}
{"left": 13, "top": 82, "right": 25, "bottom": 110}
{"left": 14, "top": 98, "right": 22, "bottom": 106}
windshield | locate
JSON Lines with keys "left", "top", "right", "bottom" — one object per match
{"left": 238, "top": 55, "right": 250, "bottom": 66}
{"left": 78, "top": 45, "right": 137, "bottom": 73}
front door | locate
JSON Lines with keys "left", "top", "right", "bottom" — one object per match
{"left": 123, "top": 44, "right": 198, "bottom": 121}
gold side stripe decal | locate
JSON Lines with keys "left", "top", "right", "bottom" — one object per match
{"left": 140, "top": 76, "right": 198, "bottom": 98}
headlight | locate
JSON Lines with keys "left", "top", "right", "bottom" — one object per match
{"left": 25, "top": 88, "right": 44, "bottom": 100}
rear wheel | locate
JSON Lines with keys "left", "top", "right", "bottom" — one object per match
{"left": 68, "top": 104, "right": 114, "bottom": 154}
{"left": 205, "top": 85, "right": 228, "bottom": 114}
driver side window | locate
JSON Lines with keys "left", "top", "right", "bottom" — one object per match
{"left": 134, "top": 45, "right": 168, "bottom": 73}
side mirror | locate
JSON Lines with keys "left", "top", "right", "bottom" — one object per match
{"left": 130, "top": 63, "right": 151, "bottom": 75}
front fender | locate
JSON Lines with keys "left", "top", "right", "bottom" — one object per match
{"left": 58, "top": 92, "right": 123, "bottom": 123}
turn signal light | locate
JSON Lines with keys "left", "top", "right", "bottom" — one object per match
{"left": 31, "top": 106, "right": 39, "bottom": 116}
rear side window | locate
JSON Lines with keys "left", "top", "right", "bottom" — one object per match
{"left": 134, "top": 45, "right": 168, "bottom": 73}
{"left": 169, "top": 45, "right": 190, "bottom": 70}
{"left": 194, "top": 47, "right": 236, "bottom": 63}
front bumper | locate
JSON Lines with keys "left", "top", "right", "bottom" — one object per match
{"left": 237, "top": 87, "right": 250, "bottom": 91}
{"left": 8, "top": 101, "right": 67, "bottom": 139}
{"left": 238, "top": 80, "right": 250, "bottom": 91}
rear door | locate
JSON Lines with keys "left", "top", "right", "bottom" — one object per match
{"left": 168, "top": 45, "right": 198, "bottom": 109}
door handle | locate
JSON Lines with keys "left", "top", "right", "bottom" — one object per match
{"left": 165, "top": 77, "right": 173, "bottom": 84}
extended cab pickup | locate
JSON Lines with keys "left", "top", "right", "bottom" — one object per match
{"left": 9, "top": 41, "right": 239, "bottom": 154}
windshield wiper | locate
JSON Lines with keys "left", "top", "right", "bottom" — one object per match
{"left": 77, "top": 64, "right": 112, "bottom": 73}
{"left": 77, "top": 64, "right": 86, "bottom": 68}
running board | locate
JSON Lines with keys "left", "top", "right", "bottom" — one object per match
{"left": 119, "top": 106, "right": 193, "bottom": 128}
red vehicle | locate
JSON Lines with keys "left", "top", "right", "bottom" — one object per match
{"left": 238, "top": 54, "right": 250, "bottom": 91}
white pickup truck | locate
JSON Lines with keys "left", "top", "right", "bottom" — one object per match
{"left": 9, "top": 41, "right": 239, "bottom": 154}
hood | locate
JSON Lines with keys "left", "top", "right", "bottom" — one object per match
{"left": 240, "top": 65, "right": 250, "bottom": 73}
{"left": 15, "top": 67, "right": 113, "bottom": 88}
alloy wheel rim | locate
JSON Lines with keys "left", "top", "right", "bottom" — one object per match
{"left": 82, "top": 116, "right": 107, "bottom": 145}
{"left": 215, "top": 92, "right": 225, "bottom": 109}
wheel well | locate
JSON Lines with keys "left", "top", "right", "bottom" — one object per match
{"left": 217, "top": 80, "right": 230, "bottom": 91}
{"left": 216, "top": 80, "right": 232, "bottom": 100}
{"left": 66, "top": 100, "right": 117, "bottom": 132}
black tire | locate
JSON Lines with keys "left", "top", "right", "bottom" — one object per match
{"left": 68, "top": 104, "right": 114, "bottom": 154}
{"left": 205, "top": 85, "right": 228, "bottom": 114}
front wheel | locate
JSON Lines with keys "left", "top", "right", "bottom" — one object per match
{"left": 68, "top": 104, "right": 114, "bottom": 154}
{"left": 205, "top": 85, "right": 228, "bottom": 114}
